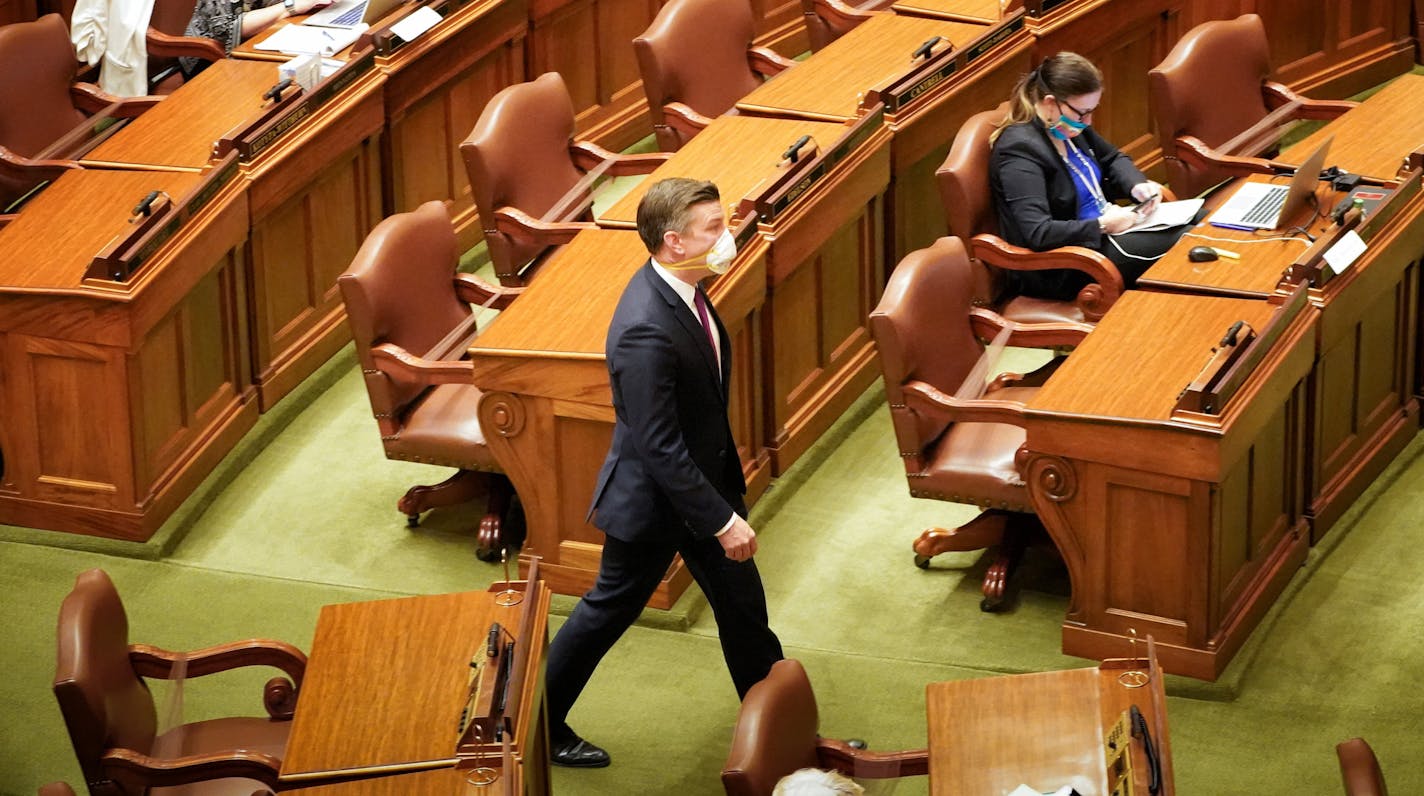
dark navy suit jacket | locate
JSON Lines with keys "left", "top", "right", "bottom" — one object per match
{"left": 586, "top": 261, "right": 746, "bottom": 544}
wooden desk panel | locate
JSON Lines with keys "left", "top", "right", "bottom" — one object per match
{"left": 926, "top": 662, "right": 1174, "bottom": 795}
{"left": 0, "top": 169, "right": 255, "bottom": 541}
{"left": 281, "top": 587, "right": 549, "bottom": 781}
{"left": 1250, "top": 0, "right": 1414, "bottom": 98}
{"left": 1024, "top": 291, "right": 1318, "bottom": 679}
{"left": 83, "top": 60, "right": 281, "bottom": 171}
{"left": 735, "top": 14, "right": 982, "bottom": 122}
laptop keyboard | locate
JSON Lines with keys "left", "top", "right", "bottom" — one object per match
{"left": 1241, "top": 185, "right": 1288, "bottom": 226}
{"left": 325, "top": 4, "right": 363, "bottom": 25}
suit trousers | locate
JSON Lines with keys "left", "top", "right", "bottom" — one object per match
{"left": 544, "top": 531, "right": 783, "bottom": 737}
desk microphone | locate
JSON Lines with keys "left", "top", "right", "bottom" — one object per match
{"left": 781, "top": 135, "right": 811, "bottom": 164}
{"left": 264, "top": 78, "right": 295, "bottom": 103}
{"left": 912, "top": 36, "right": 942, "bottom": 61}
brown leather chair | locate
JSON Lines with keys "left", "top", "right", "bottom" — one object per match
{"left": 1150, "top": 14, "right": 1356, "bottom": 199}
{"left": 799, "top": 0, "right": 892, "bottom": 51}
{"left": 635, "top": 0, "right": 796, "bottom": 151}
{"left": 721, "top": 659, "right": 927, "bottom": 796}
{"left": 0, "top": 14, "right": 160, "bottom": 209}
{"left": 936, "top": 105, "right": 1125, "bottom": 325}
{"left": 869, "top": 236, "right": 1088, "bottom": 609}
{"left": 1337, "top": 738, "right": 1388, "bottom": 796}
{"left": 52, "top": 569, "right": 305, "bottom": 796}
{"left": 460, "top": 72, "right": 667, "bottom": 286}
{"left": 339, "top": 200, "right": 526, "bottom": 560}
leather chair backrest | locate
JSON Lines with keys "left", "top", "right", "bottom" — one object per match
{"left": 53, "top": 569, "right": 157, "bottom": 796}
{"left": 0, "top": 15, "right": 85, "bottom": 159}
{"left": 338, "top": 201, "right": 472, "bottom": 434}
{"left": 937, "top": 104, "right": 1008, "bottom": 241}
{"left": 460, "top": 72, "right": 584, "bottom": 280}
{"left": 1337, "top": 738, "right": 1388, "bottom": 796}
{"left": 636, "top": 0, "right": 761, "bottom": 131}
{"left": 721, "top": 659, "right": 822, "bottom": 796}
{"left": 869, "top": 237, "right": 984, "bottom": 468}
{"left": 1150, "top": 14, "right": 1272, "bottom": 197}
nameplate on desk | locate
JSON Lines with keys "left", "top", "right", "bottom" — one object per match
{"left": 220, "top": 49, "right": 376, "bottom": 161}
{"left": 85, "top": 157, "right": 239, "bottom": 282}
{"left": 366, "top": 2, "right": 446, "bottom": 55}
{"left": 755, "top": 107, "right": 884, "bottom": 221}
{"left": 963, "top": 12, "right": 1024, "bottom": 64}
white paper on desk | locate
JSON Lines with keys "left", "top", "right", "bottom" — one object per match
{"left": 1116, "top": 198, "right": 1204, "bottom": 235}
{"left": 1323, "top": 229, "right": 1367, "bottom": 274}
{"left": 254, "top": 23, "right": 366, "bottom": 56}
{"left": 390, "top": 5, "right": 441, "bottom": 44}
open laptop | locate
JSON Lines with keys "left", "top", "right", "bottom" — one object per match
{"left": 1208, "top": 135, "right": 1333, "bottom": 231}
{"left": 303, "top": 0, "right": 402, "bottom": 29}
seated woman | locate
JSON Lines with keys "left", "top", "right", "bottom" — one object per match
{"left": 180, "top": 0, "right": 331, "bottom": 75}
{"left": 990, "top": 52, "right": 1194, "bottom": 301}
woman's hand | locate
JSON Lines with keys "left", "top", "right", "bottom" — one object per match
{"left": 1099, "top": 204, "right": 1137, "bottom": 235}
{"left": 1131, "top": 181, "right": 1163, "bottom": 216}
{"left": 291, "top": 0, "right": 332, "bottom": 14}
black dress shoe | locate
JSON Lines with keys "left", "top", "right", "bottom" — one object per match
{"left": 550, "top": 734, "right": 611, "bottom": 768}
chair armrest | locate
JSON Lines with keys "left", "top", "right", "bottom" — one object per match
{"left": 818, "top": 739, "right": 929, "bottom": 778}
{"left": 1173, "top": 135, "right": 1289, "bottom": 180}
{"left": 569, "top": 140, "right": 669, "bottom": 177}
{"left": 971, "top": 234, "right": 1123, "bottom": 291}
{"left": 988, "top": 356, "right": 1065, "bottom": 391}
{"left": 969, "top": 306, "right": 1092, "bottom": 347}
{"left": 748, "top": 46, "right": 796, "bottom": 77}
{"left": 103, "top": 747, "right": 281, "bottom": 791}
{"left": 664, "top": 101, "right": 715, "bottom": 131}
{"left": 1262, "top": 81, "right": 1356, "bottom": 119}
{"left": 811, "top": 0, "right": 878, "bottom": 30}
{"left": 130, "top": 640, "right": 306, "bottom": 719}
{"left": 903, "top": 380, "right": 1028, "bottom": 426}
{"left": 70, "top": 82, "right": 163, "bottom": 118}
{"left": 0, "top": 145, "right": 80, "bottom": 186}
{"left": 454, "top": 273, "right": 524, "bottom": 310}
{"left": 491, "top": 206, "right": 592, "bottom": 246}
{"left": 147, "top": 27, "right": 226, "bottom": 63}
{"left": 372, "top": 342, "right": 476, "bottom": 386}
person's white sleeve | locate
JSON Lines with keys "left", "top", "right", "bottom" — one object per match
{"left": 97, "top": 0, "right": 153, "bottom": 98}
{"left": 713, "top": 514, "right": 735, "bottom": 537}
{"left": 70, "top": 0, "right": 109, "bottom": 67}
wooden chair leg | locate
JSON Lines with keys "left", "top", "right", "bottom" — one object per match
{"left": 397, "top": 469, "right": 484, "bottom": 526}
{"left": 979, "top": 513, "right": 1046, "bottom": 612}
{"left": 476, "top": 475, "right": 515, "bottom": 562}
{"left": 912, "top": 509, "right": 1011, "bottom": 568}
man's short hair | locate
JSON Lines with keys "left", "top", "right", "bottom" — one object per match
{"left": 635, "top": 177, "right": 721, "bottom": 254}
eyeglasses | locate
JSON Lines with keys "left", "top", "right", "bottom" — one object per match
{"left": 1058, "top": 97, "right": 1097, "bottom": 121}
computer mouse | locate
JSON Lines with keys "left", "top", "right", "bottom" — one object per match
{"left": 1187, "top": 246, "right": 1219, "bottom": 263}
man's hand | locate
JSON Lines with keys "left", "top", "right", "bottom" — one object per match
{"left": 718, "top": 515, "right": 758, "bottom": 562}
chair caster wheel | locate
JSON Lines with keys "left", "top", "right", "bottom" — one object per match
{"left": 913, "top": 554, "right": 932, "bottom": 569}
{"left": 847, "top": 738, "right": 868, "bottom": 750}
{"left": 476, "top": 546, "right": 501, "bottom": 563}
{"left": 406, "top": 514, "right": 421, "bottom": 528}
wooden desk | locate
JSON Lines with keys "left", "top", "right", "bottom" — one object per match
{"left": 927, "top": 656, "right": 1175, "bottom": 795}
{"left": 1141, "top": 82, "right": 1424, "bottom": 541}
{"left": 87, "top": 57, "right": 386, "bottom": 410}
{"left": 0, "top": 166, "right": 254, "bottom": 541}
{"left": 279, "top": 767, "right": 483, "bottom": 795}
{"left": 281, "top": 582, "right": 551, "bottom": 794}
{"left": 1021, "top": 290, "right": 1319, "bottom": 679}
{"left": 735, "top": 12, "right": 1032, "bottom": 265}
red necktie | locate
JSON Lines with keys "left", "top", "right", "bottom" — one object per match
{"left": 694, "top": 290, "right": 719, "bottom": 372}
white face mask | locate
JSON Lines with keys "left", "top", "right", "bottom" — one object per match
{"left": 664, "top": 227, "right": 737, "bottom": 274}
{"left": 704, "top": 228, "right": 737, "bottom": 274}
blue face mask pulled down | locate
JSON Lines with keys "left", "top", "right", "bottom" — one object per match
{"left": 1048, "top": 114, "right": 1088, "bottom": 141}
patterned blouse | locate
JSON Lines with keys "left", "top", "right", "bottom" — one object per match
{"left": 180, "top": 0, "right": 279, "bottom": 74}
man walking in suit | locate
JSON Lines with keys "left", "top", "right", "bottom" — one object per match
{"left": 545, "top": 178, "right": 784, "bottom": 768}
